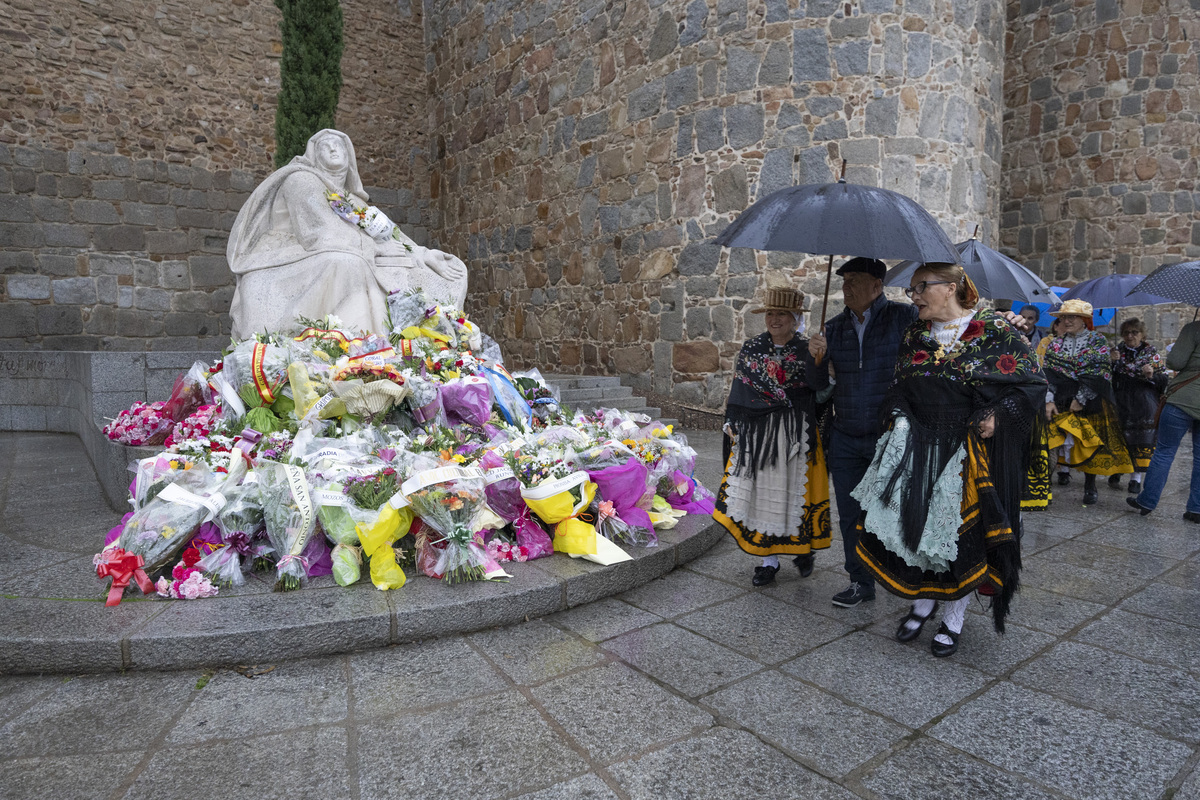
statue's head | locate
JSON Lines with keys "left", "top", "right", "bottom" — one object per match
{"left": 300, "top": 129, "right": 365, "bottom": 198}
{"left": 313, "top": 133, "right": 349, "bottom": 174}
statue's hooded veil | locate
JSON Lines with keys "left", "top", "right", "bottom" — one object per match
{"left": 226, "top": 128, "right": 368, "bottom": 273}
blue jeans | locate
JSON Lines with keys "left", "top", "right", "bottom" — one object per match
{"left": 827, "top": 428, "right": 878, "bottom": 586}
{"left": 1137, "top": 403, "right": 1200, "bottom": 513}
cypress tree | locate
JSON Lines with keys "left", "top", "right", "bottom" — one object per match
{"left": 273, "top": 0, "right": 345, "bottom": 168}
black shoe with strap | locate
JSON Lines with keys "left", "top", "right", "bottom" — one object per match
{"left": 752, "top": 565, "right": 779, "bottom": 587}
{"left": 931, "top": 623, "right": 960, "bottom": 658}
{"left": 793, "top": 554, "right": 814, "bottom": 578}
{"left": 1057, "top": 471, "right": 1071, "bottom": 486}
{"left": 895, "top": 602, "right": 939, "bottom": 643}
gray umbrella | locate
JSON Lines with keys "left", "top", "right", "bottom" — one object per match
{"left": 1131, "top": 260, "right": 1200, "bottom": 306}
{"left": 714, "top": 174, "right": 959, "bottom": 330}
{"left": 885, "top": 234, "right": 1059, "bottom": 305}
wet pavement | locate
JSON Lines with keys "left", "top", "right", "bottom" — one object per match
{"left": 2, "top": 430, "right": 1200, "bottom": 799}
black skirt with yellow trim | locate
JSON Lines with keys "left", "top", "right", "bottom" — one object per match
{"left": 857, "top": 433, "right": 1021, "bottom": 631}
{"left": 713, "top": 434, "right": 832, "bottom": 558}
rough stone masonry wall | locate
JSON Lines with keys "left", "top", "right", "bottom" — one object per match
{"left": 1001, "top": 0, "right": 1200, "bottom": 340}
{"left": 426, "top": 0, "right": 1005, "bottom": 411}
{"left": 0, "top": 0, "right": 428, "bottom": 350}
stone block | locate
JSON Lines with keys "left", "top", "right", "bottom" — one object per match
{"left": 647, "top": 12, "right": 678, "bottom": 61}
{"left": 37, "top": 305, "right": 83, "bottom": 335}
{"left": 673, "top": 340, "right": 719, "bottom": 372}
{"left": 7, "top": 275, "right": 51, "bottom": 300}
{"left": 190, "top": 255, "right": 233, "bottom": 287}
{"left": 0, "top": 222, "right": 47, "bottom": 248}
{"left": 94, "top": 225, "right": 145, "bottom": 251}
{"left": 713, "top": 164, "right": 749, "bottom": 213}
{"left": 578, "top": 111, "right": 607, "bottom": 140}
{"left": 115, "top": 309, "right": 164, "bottom": 337}
{"left": 726, "top": 104, "right": 764, "bottom": 148}
{"left": 52, "top": 277, "right": 97, "bottom": 305}
{"left": 37, "top": 254, "right": 78, "bottom": 277}
{"left": 628, "top": 79, "right": 664, "bottom": 121}
{"left": 834, "top": 41, "right": 870, "bottom": 76}
{"left": 793, "top": 29, "right": 830, "bottom": 82}
{"left": 696, "top": 107, "right": 725, "bottom": 153}
{"left": 717, "top": 0, "right": 747, "bottom": 33}
{"left": 0, "top": 195, "right": 34, "bottom": 222}
{"left": 814, "top": 119, "right": 848, "bottom": 141}
{"left": 680, "top": 0, "right": 709, "bottom": 46}
{"left": 806, "top": 96, "right": 844, "bottom": 117}
{"left": 726, "top": 47, "right": 760, "bottom": 93}
{"left": 757, "top": 148, "right": 794, "bottom": 200}
{"left": 666, "top": 65, "right": 698, "bottom": 109}
{"left": 72, "top": 199, "right": 120, "bottom": 224}
{"left": 760, "top": 40, "right": 790, "bottom": 85}
{"left": 865, "top": 95, "right": 900, "bottom": 136}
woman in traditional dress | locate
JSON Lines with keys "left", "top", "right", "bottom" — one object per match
{"left": 1109, "top": 318, "right": 1167, "bottom": 494}
{"left": 1042, "top": 299, "right": 1133, "bottom": 504}
{"left": 853, "top": 264, "right": 1047, "bottom": 657}
{"left": 713, "top": 277, "right": 831, "bottom": 587}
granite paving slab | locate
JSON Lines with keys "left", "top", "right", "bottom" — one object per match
{"left": 1119, "top": 581, "right": 1200, "bottom": 629}
{"left": 674, "top": 591, "right": 854, "bottom": 663}
{"left": 1078, "top": 512, "right": 1200, "bottom": 559}
{"left": 617, "top": 566, "right": 745, "bottom": 618}
{"left": 860, "top": 737, "right": 1066, "bottom": 800}
{"left": 356, "top": 691, "right": 589, "bottom": 799}
{"left": 761, "top": 566, "right": 911, "bottom": 625}
{"left": 124, "top": 727, "right": 352, "bottom": 800}
{"left": 1011, "top": 639, "right": 1200, "bottom": 743}
{"left": 929, "top": 681, "right": 1193, "bottom": 800}
{"left": 530, "top": 662, "right": 714, "bottom": 764}
{"left": 606, "top": 727, "right": 859, "bottom": 800}
{"left": 0, "top": 752, "right": 141, "bottom": 800}
{"left": 1020, "top": 538, "right": 1175, "bottom": 604}
{"left": 704, "top": 669, "right": 909, "bottom": 778}
{"left": 1001, "top": 585, "right": 1108, "bottom": 636}
{"left": 468, "top": 619, "right": 607, "bottom": 685}
{"left": 348, "top": 637, "right": 511, "bottom": 718}
{"left": 545, "top": 597, "right": 664, "bottom": 642}
{"left": 513, "top": 773, "right": 622, "bottom": 800}
{"left": 1075, "top": 607, "right": 1200, "bottom": 676}
{"left": 601, "top": 622, "right": 762, "bottom": 698}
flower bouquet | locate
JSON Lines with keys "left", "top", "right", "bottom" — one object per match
{"left": 404, "top": 372, "right": 446, "bottom": 427}
{"left": 199, "top": 476, "right": 265, "bottom": 587}
{"left": 402, "top": 465, "right": 505, "bottom": 583}
{"left": 478, "top": 448, "right": 553, "bottom": 561}
{"left": 341, "top": 466, "right": 414, "bottom": 590}
{"left": 165, "top": 404, "right": 221, "bottom": 448}
{"left": 441, "top": 375, "right": 493, "bottom": 427}
{"left": 156, "top": 546, "right": 220, "bottom": 600}
{"left": 161, "top": 361, "right": 215, "bottom": 424}
{"left": 99, "top": 462, "right": 232, "bottom": 604}
{"left": 329, "top": 361, "right": 410, "bottom": 422}
{"left": 255, "top": 460, "right": 317, "bottom": 592}
{"left": 386, "top": 289, "right": 456, "bottom": 349}
{"left": 585, "top": 456, "right": 657, "bottom": 548}
{"left": 103, "top": 401, "right": 174, "bottom": 446}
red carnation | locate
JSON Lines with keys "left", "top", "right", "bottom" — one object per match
{"left": 962, "top": 320, "right": 985, "bottom": 340}
{"left": 181, "top": 547, "right": 201, "bottom": 567}
{"left": 997, "top": 354, "right": 1018, "bottom": 374}
{"left": 912, "top": 351, "right": 929, "bottom": 365}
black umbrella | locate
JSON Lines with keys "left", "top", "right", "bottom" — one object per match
{"left": 885, "top": 229, "right": 1058, "bottom": 305}
{"left": 1062, "top": 273, "right": 1173, "bottom": 308}
{"left": 714, "top": 168, "right": 959, "bottom": 332}
{"left": 1131, "top": 260, "right": 1200, "bottom": 306}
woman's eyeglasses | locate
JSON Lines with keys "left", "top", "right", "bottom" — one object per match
{"left": 903, "top": 280, "right": 951, "bottom": 297}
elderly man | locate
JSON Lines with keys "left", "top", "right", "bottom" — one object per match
{"left": 807, "top": 258, "right": 916, "bottom": 607}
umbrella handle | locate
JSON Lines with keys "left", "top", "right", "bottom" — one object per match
{"left": 816, "top": 255, "right": 834, "bottom": 365}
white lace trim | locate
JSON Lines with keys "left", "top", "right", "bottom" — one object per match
{"left": 851, "top": 416, "right": 966, "bottom": 573}
{"left": 724, "top": 418, "right": 810, "bottom": 538}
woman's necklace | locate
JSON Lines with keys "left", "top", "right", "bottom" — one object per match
{"left": 931, "top": 312, "right": 973, "bottom": 361}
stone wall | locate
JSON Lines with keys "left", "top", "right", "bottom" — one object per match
{"left": 1001, "top": 0, "right": 1200, "bottom": 340}
{"left": 0, "top": 0, "right": 429, "bottom": 349}
{"left": 426, "top": 0, "right": 1005, "bottom": 410}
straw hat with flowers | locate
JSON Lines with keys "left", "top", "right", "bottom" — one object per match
{"left": 751, "top": 273, "right": 809, "bottom": 314}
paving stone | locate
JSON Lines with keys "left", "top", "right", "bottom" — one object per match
{"left": 0, "top": 752, "right": 140, "bottom": 799}
{"left": 513, "top": 774, "right": 621, "bottom": 799}
{"left": 618, "top": 567, "right": 743, "bottom": 618}
{"left": 1075, "top": 608, "right": 1200, "bottom": 677}
{"left": 761, "top": 565, "right": 910, "bottom": 625}
{"left": 0, "top": 670, "right": 195, "bottom": 758}
{"left": 603, "top": 622, "right": 760, "bottom": 698}
{"left": 1003, "top": 585, "right": 1108, "bottom": 635}
{"left": 1078, "top": 513, "right": 1200, "bottom": 559}
{"left": 125, "top": 727, "right": 350, "bottom": 800}
{"left": 929, "top": 682, "right": 1192, "bottom": 800}
{"left": 782, "top": 631, "right": 991, "bottom": 728}
{"left": 706, "top": 669, "right": 907, "bottom": 776}
{"left": 166, "top": 657, "right": 348, "bottom": 744}
{"left": 607, "top": 727, "right": 858, "bottom": 800}
{"left": 1021, "top": 539, "right": 1175, "bottom": 604}
{"left": 532, "top": 662, "right": 713, "bottom": 763}
{"left": 1012, "top": 640, "right": 1200, "bottom": 742}
{"left": 0, "top": 676, "right": 58, "bottom": 727}
{"left": 1181, "top": 765, "right": 1200, "bottom": 800}
{"left": 675, "top": 592, "right": 853, "bottom": 663}
{"left": 1120, "top": 582, "right": 1200, "bottom": 629}
{"left": 861, "top": 737, "right": 1063, "bottom": 800}
{"left": 547, "top": 597, "right": 664, "bottom": 642}
{"left": 469, "top": 619, "right": 605, "bottom": 685}
{"left": 350, "top": 636, "right": 510, "bottom": 717}
{"left": 357, "top": 691, "right": 587, "bottom": 798}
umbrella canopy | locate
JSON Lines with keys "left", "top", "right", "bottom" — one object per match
{"left": 884, "top": 238, "right": 1058, "bottom": 305}
{"left": 713, "top": 181, "right": 960, "bottom": 264}
{"left": 1060, "top": 273, "right": 1173, "bottom": 308}
{"left": 1132, "top": 260, "right": 1200, "bottom": 305}
{"left": 1029, "top": 287, "right": 1114, "bottom": 328}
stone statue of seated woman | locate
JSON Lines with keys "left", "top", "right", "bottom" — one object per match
{"left": 225, "top": 129, "right": 468, "bottom": 338}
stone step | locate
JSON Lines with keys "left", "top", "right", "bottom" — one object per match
{"left": 557, "top": 384, "right": 634, "bottom": 403}
{"left": 541, "top": 374, "right": 625, "bottom": 390}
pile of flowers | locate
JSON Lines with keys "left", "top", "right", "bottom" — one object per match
{"left": 95, "top": 289, "right": 714, "bottom": 605}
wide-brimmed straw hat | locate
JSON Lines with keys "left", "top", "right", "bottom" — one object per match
{"left": 751, "top": 274, "right": 809, "bottom": 314}
{"left": 1049, "top": 298, "right": 1093, "bottom": 319}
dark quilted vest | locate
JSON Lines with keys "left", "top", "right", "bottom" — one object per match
{"left": 825, "top": 295, "right": 918, "bottom": 438}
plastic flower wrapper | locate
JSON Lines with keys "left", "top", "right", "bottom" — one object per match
{"left": 103, "top": 401, "right": 174, "bottom": 446}
{"left": 403, "top": 465, "right": 506, "bottom": 583}
{"left": 405, "top": 372, "right": 446, "bottom": 427}
{"left": 661, "top": 469, "right": 716, "bottom": 516}
{"left": 386, "top": 288, "right": 457, "bottom": 348}
{"left": 161, "top": 361, "right": 214, "bottom": 423}
{"left": 101, "top": 462, "right": 233, "bottom": 601}
{"left": 479, "top": 364, "right": 532, "bottom": 427}
{"left": 328, "top": 362, "right": 410, "bottom": 422}
{"left": 442, "top": 375, "right": 493, "bottom": 428}
{"left": 200, "top": 475, "right": 265, "bottom": 587}
{"left": 255, "top": 460, "right": 317, "bottom": 592}
{"left": 571, "top": 439, "right": 639, "bottom": 472}
{"left": 512, "top": 368, "right": 565, "bottom": 420}
{"left": 586, "top": 456, "right": 657, "bottom": 547}
{"left": 222, "top": 339, "right": 291, "bottom": 414}
{"left": 479, "top": 452, "right": 553, "bottom": 561}
{"left": 648, "top": 494, "right": 687, "bottom": 529}
{"left": 341, "top": 466, "right": 414, "bottom": 590}
{"left": 132, "top": 454, "right": 197, "bottom": 510}
{"left": 520, "top": 470, "right": 629, "bottom": 564}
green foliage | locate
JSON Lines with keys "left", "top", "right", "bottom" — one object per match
{"left": 273, "top": 0, "right": 345, "bottom": 168}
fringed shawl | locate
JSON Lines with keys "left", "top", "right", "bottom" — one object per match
{"left": 1042, "top": 330, "right": 1117, "bottom": 410}
{"left": 724, "top": 332, "right": 814, "bottom": 479}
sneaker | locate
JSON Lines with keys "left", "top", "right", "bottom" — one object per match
{"left": 1184, "top": 511, "right": 1200, "bottom": 524}
{"left": 1126, "top": 497, "right": 1152, "bottom": 516}
{"left": 832, "top": 582, "right": 875, "bottom": 607}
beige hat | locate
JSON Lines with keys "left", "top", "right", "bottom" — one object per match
{"left": 1049, "top": 298, "right": 1093, "bottom": 319}
{"left": 751, "top": 273, "right": 809, "bottom": 314}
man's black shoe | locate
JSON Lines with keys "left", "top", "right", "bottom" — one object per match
{"left": 1126, "top": 497, "right": 1152, "bottom": 516}
{"left": 1184, "top": 511, "right": 1200, "bottom": 524}
{"left": 831, "top": 583, "right": 875, "bottom": 607}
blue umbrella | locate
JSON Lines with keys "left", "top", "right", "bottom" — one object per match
{"left": 1029, "top": 287, "right": 1115, "bottom": 328}
{"left": 1134, "top": 260, "right": 1200, "bottom": 306}
{"left": 1060, "top": 273, "right": 1173, "bottom": 308}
